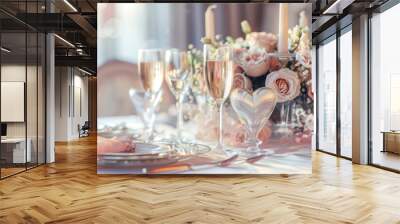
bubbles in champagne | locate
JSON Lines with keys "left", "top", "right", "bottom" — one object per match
{"left": 204, "top": 60, "right": 234, "bottom": 102}
{"left": 139, "top": 61, "right": 164, "bottom": 93}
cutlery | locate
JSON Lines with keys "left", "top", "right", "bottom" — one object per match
{"left": 147, "top": 153, "right": 268, "bottom": 174}
{"left": 148, "top": 154, "right": 239, "bottom": 174}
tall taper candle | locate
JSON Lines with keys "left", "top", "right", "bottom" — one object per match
{"left": 278, "top": 3, "right": 289, "bottom": 54}
{"left": 205, "top": 4, "right": 217, "bottom": 41}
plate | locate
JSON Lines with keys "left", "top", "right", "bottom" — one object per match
{"left": 99, "top": 142, "right": 173, "bottom": 160}
{"left": 98, "top": 141, "right": 213, "bottom": 168}
{"left": 173, "top": 142, "right": 211, "bottom": 157}
{"left": 98, "top": 142, "right": 178, "bottom": 168}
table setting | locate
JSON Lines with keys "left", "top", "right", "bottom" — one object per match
{"left": 97, "top": 4, "right": 313, "bottom": 175}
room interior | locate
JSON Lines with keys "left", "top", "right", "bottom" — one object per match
{"left": 0, "top": 0, "right": 400, "bottom": 222}
{"left": 0, "top": 29, "right": 46, "bottom": 177}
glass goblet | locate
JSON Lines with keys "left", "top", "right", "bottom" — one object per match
{"left": 164, "top": 49, "right": 192, "bottom": 143}
{"left": 129, "top": 89, "right": 162, "bottom": 140}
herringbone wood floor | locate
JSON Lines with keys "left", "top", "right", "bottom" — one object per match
{"left": 1, "top": 136, "right": 400, "bottom": 224}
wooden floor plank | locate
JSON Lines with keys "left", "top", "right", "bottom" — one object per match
{"left": 0, "top": 135, "right": 400, "bottom": 223}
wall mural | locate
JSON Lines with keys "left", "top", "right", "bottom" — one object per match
{"left": 97, "top": 3, "right": 313, "bottom": 174}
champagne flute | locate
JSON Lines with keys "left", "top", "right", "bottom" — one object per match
{"left": 138, "top": 49, "right": 164, "bottom": 141}
{"left": 203, "top": 45, "right": 234, "bottom": 154}
{"left": 164, "top": 49, "right": 192, "bottom": 142}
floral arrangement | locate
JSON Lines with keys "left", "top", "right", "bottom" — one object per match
{"left": 190, "top": 11, "right": 313, "bottom": 147}
{"left": 187, "top": 45, "right": 207, "bottom": 96}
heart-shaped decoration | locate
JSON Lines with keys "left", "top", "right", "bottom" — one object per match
{"left": 230, "top": 87, "right": 277, "bottom": 131}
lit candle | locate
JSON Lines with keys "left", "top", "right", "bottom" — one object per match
{"left": 205, "top": 4, "right": 217, "bottom": 42}
{"left": 278, "top": 3, "right": 289, "bottom": 54}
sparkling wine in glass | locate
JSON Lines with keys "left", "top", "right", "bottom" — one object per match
{"left": 165, "top": 49, "right": 192, "bottom": 142}
{"left": 204, "top": 45, "right": 234, "bottom": 154}
{"left": 137, "top": 49, "right": 164, "bottom": 141}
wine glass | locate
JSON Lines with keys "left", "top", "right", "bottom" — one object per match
{"left": 129, "top": 88, "right": 162, "bottom": 139}
{"left": 203, "top": 45, "right": 234, "bottom": 154}
{"left": 164, "top": 49, "right": 192, "bottom": 143}
{"left": 137, "top": 49, "right": 164, "bottom": 141}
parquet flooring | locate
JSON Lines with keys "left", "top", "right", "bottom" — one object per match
{"left": 1, "top": 135, "right": 400, "bottom": 224}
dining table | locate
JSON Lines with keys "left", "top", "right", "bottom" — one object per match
{"left": 97, "top": 115, "right": 312, "bottom": 174}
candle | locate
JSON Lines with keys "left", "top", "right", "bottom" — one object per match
{"left": 278, "top": 3, "right": 289, "bottom": 54}
{"left": 205, "top": 4, "right": 217, "bottom": 41}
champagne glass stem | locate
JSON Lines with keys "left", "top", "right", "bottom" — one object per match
{"left": 176, "top": 95, "right": 184, "bottom": 142}
{"left": 280, "top": 103, "right": 285, "bottom": 123}
{"left": 285, "top": 101, "right": 291, "bottom": 124}
{"left": 144, "top": 103, "right": 156, "bottom": 142}
{"left": 216, "top": 102, "right": 224, "bottom": 150}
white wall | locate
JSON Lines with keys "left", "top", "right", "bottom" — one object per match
{"left": 1, "top": 65, "right": 26, "bottom": 141}
{"left": 54, "top": 67, "right": 89, "bottom": 141}
{"left": 1, "top": 64, "right": 46, "bottom": 164}
{"left": 72, "top": 73, "right": 89, "bottom": 138}
{"left": 1, "top": 65, "right": 37, "bottom": 138}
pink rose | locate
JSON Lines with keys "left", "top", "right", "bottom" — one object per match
{"left": 229, "top": 124, "right": 248, "bottom": 147}
{"left": 265, "top": 68, "right": 300, "bottom": 103}
{"left": 258, "top": 125, "right": 272, "bottom": 148}
{"left": 234, "top": 48, "right": 269, "bottom": 77}
{"left": 234, "top": 63, "right": 244, "bottom": 74}
{"left": 267, "top": 56, "right": 282, "bottom": 72}
{"left": 247, "top": 32, "right": 278, "bottom": 53}
{"left": 233, "top": 73, "right": 253, "bottom": 92}
{"left": 244, "top": 60, "right": 270, "bottom": 78}
{"left": 227, "top": 123, "right": 272, "bottom": 148}
{"left": 294, "top": 130, "right": 312, "bottom": 144}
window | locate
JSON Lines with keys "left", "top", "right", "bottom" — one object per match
{"left": 339, "top": 29, "right": 352, "bottom": 158}
{"left": 317, "top": 37, "right": 337, "bottom": 154}
{"left": 0, "top": 1, "right": 47, "bottom": 179}
{"left": 371, "top": 3, "right": 400, "bottom": 171}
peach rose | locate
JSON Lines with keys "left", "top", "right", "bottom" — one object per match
{"left": 247, "top": 32, "right": 278, "bottom": 53}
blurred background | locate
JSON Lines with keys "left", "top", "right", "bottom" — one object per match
{"left": 97, "top": 3, "right": 311, "bottom": 117}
